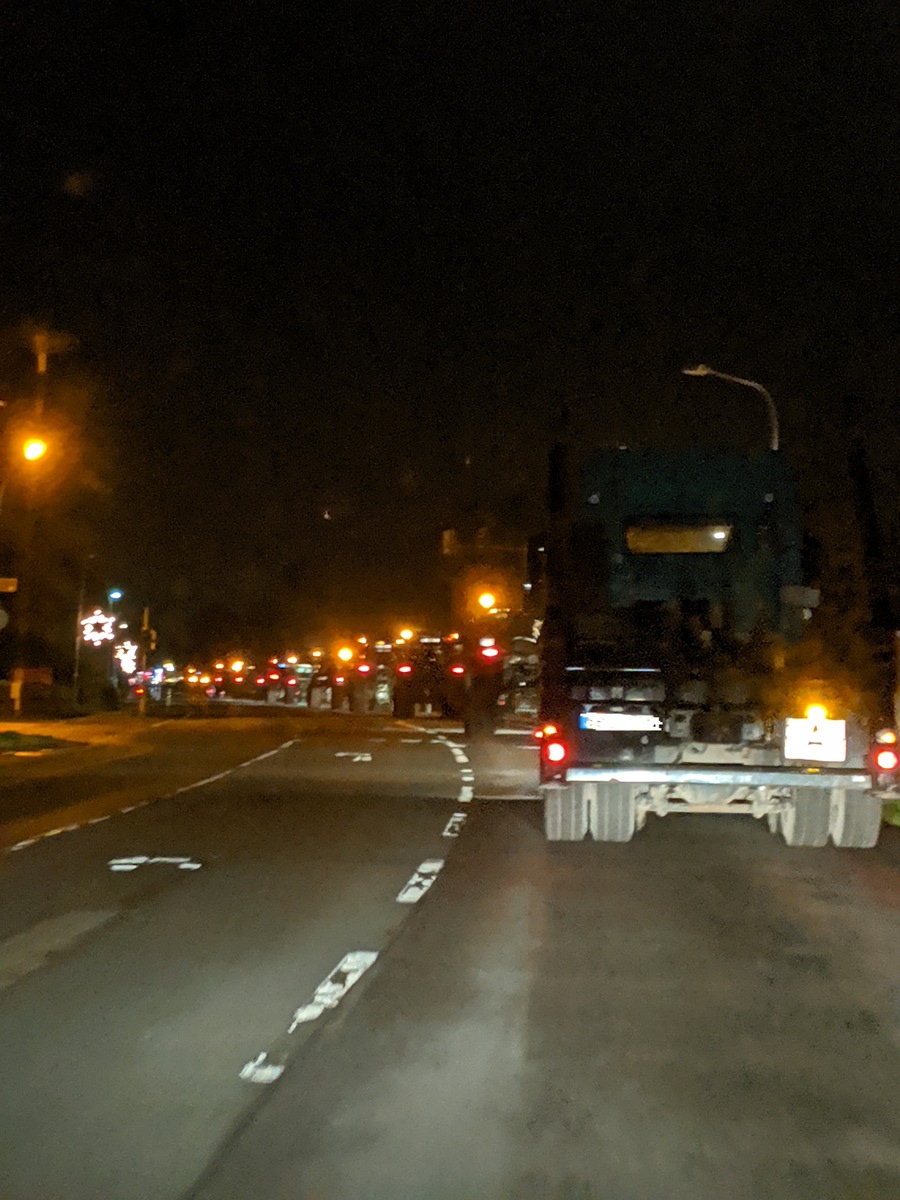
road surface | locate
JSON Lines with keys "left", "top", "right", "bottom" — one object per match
{"left": 0, "top": 712, "right": 898, "bottom": 1199}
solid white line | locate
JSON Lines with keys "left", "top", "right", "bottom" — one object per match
{"left": 494, "top": 727, "right": 536, "bottom": 736}
{"left": 87, "top": 814, "right": 111, "bottom": 824}
{"left": 8, "top": 838, "right": 38, "bottom": 851}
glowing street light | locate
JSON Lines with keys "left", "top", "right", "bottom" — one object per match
{"left": 337, "top": 646, "right": 354, "bottom": 663}
{"left": 230, "top": 659, "right": 244, "bottom": 673}
{"left": 477, "top": 591, "right": 496, "bottom": 611}
{"left": 399, "top": 628, "right": 414, "bottom": 642}
{"left": 22, "top": 437, "right": 48, "bottom": 462}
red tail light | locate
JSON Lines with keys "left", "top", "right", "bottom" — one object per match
{"left": 544, "top": 740, "right": 567, "bottom": 764}
{"left": 875, "top": 747, "right": 899, "bottom": 772}
{"left": 268, "top": 671, "right": 280, "bottom": 681}
{"left": 234, "top": 675, "right": 244, "bottom": 684}
{"left": 450, "top": 664, "right": 465, "bottom": 676}
{"left": 256, "top": 676, "right": 265, "bottom": 685}
{"left": 286, "top": 677, "right": 297, "bottom": 686}
{"left": 397, "top": 663, "right": 413, "bottom": 675}
{"left": 334, "top": 675, "right": 345, "bottom": 685}
{"left": 480, "top": 646, "right": 501, "bottom": 660}
{"left": 134, "top": 686, "right": 145, "bottom": 696}
{"left": 357, "top": 663, "right": 372, "bottom": 674}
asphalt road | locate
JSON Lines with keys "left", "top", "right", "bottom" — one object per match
{"left": 1, "top": 713, "right": 899, "bottom": 1199}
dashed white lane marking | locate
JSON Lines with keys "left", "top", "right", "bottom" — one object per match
{"left": 0, "top": 909, "right": 117, "bottom": 991}
{"left": 334, "top": 752, "right": 372, "bottom": 762}
{"left": 4, "top": 738, "right": 301, "bottom": 856}
{"left": 458, "top": 784, "right": 474, "bottom": 804}
{"left": 241, "top": 950, "right": 379, "bottom": 1084}
{"left": 443, "top": 813, "right": 467, "bottom": 838}
{"left": 396, "top": 859, "right": 445, "bottom": 904}
{"left": 400, "top": 738, "right": 423, "bottom": 744}
{"left": 494, "top": 727, "right": 537, "bottom": 736}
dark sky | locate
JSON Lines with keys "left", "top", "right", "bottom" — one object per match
{"left": 3, "top": 1, "right": 900, "bottom": 653}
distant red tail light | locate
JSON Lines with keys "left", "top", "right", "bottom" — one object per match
{"left": 286, "top": 677, "right": 297, "bottom": 686}
{"left": 134, "top": 686, "right": 145, "bottom": 696}
{"left": 450, "top": 663, "right": 465, "bottom": 676}
{"left": 334, "top": 675, "right": 345, "bottom": 685}
{"left": 268, "top": 671, "right": 280, "bottom": 681}
{"left": 256, "top": 676, "right": 266, "bottom": 685}
{"left": 875, "top": 747, "right": 899, "bottom": 772}
{"left": 480, "top": 646, "right": 501, "bottom": 660}
{"left": 397, "top": 663, "right": 413, "bottom": 675}
{"left": 543, "top": 739, "right": 567, "bottom": 764}
{"left": 357, "top": 663, "right": 372, "bottom": 674}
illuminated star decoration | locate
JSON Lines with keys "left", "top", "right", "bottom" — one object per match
{"left": 81, "top": 608, "right": 117, "bottom": 646}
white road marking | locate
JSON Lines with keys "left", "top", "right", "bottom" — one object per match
{"left": 396, "top": 859, "right": 445, "bottom": 904}
{"left": 495, "top": 727, "right": 536, "bottom": 736}
{"left": 87, "top": 814, "right": 111, "bottom": 824}
{"left": 242, "top": 951, "right": 380, "bottom": 1084}
{"left": 458, "top": 784, "right": 474, "bottom": 804}
{"left": 239, "top": 1052, "right": 285, "bottom": 1084}
{"left": 400, "top": 738, "right": 423, "bottom": 744}
{"left": 287, "top": 951, "right": 379, "bottom": 1031}
{"left": 108, "top": 855, "right": 201, "bottom": 872}
{"left": 173, "top": 738, "right": 298, "bottom": 796}
{"left": 443, "top": 813, "right": 467, "bottom": 838}
{"left": 334, "top": 751, "right": 372, "bottom": 762}
{"left": 0, "top": 909, "right": 117, "bottom": 991}
{"left": 517, "top": 743, "right": 540, "bottom": 750}
{"left": 8, "top": 838, "right": 38, "bottom": 851}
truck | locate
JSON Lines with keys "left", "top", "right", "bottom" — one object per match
{"left": 532, "top": 443, "right": 899, "bottom": 848}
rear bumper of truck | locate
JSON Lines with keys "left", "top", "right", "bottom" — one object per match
{"left": 563, "top": 765, "right": 871, "bottom": 789}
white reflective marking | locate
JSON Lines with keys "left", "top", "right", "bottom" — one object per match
{"left": 443, "top": 813, "right": 467, "bottom": 838}
{"left": 240, "top": 1052, "right": 285, "bottom": 1084}
{"left": 400, "top": 738, "right": 423, "bottom": 744}
{"left": 0, "top": 910, "right": 117, "bottom": 990}
{"left": 396, "top": 859, "right": 445, "bottom": 904}
{"left": 441, "top": 727, "right": 465, "bottom": 734}
{"left": 43, "top": 828, "right": 65, "bottom": 838}
{"left": 120, "top": 806, "right": 136, "bottom": 814}
{"left": 460, "top": 770, "right": 475, "bottom": 779}
{"left": 108, "top": 855, "right": 201, "bottom": 872}
{"left": 174, "top": 770, "right": 231, "bottom": 795}
{"left": 87, "top": 814, "right": 111, "bottom": 824}
{"left": 8, "top": 838, "right": 38, "bottom": 852}
{"left": 334, "top": 752, "right": 372, "bottom": 762}
{"left": 458, "top": 785, "right": 474, "bottom": 803}
{"left": 287, "top": 951, "right": 379, "bottom": 1032}
{"left": 494, "top": 728, "right": 536, "bottom": 736}
{"left": 516, "top": 744, "right": 540, "bottom": 750}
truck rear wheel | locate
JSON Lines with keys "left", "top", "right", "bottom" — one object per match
{"left": 590, "top": 782, "right": 637, "bottom": 843}
{"left": 544, "top": 787, "right": 589, "bottom": 841}
{"left": 780, "top": 787, "right": 831, "bottom": 847}
{"left": 830, "top": 790, "right": 883, "bottom": 849}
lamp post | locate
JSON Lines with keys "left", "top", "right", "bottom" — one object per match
{"left": 682, "top": 364, "right": 780, "bottom": 452}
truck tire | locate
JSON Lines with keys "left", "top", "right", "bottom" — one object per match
{"left": 544, "top": 787, "right": 589, "bottom": 842}
{"left": 830, "top": 790, "right": 883, "bottom": 849}
{"left": 589, "top": 782, "right": 637, "bottom": 843}
{"left": 780, "top": 787, "right": 831, "bottom": 847}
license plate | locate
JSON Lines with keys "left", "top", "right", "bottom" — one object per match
{"left": 783, "top": 717, "right": 847, "bottom": 763}
{"left": 580, "top": 711, "right": 662, "bottom": 732}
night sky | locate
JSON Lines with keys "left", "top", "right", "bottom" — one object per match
{"left": 4, "top": 2, "right": 900, "bottom": 657}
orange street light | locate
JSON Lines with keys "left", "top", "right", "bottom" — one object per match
{"left": 22, "top": 437, "right": 48, "bottom": 462}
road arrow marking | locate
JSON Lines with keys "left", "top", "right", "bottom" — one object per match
{"left": 334, "top": 752, "right": 373, "bottom": 762}
{"left": 239, "top": 1052, "right": 285, "bottom": 1084}
{"left": 108, "top": 855, "right": 201, "bottom": 872}
{"left": 288, "top": 951, "right": 379, "bottom": 1031}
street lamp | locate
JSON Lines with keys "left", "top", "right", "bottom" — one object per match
{"left": 22, "top": 437, "right": 48, "bottom": 462}
{"left": 477, "top": 591, "right": 496, "bottom": 611}
{"left": 682, "top": 364, "right": 780, "bottom": 451}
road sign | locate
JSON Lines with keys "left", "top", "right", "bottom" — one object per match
{"left": 0, "top": 578, "right": 18, "bottom": 593}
